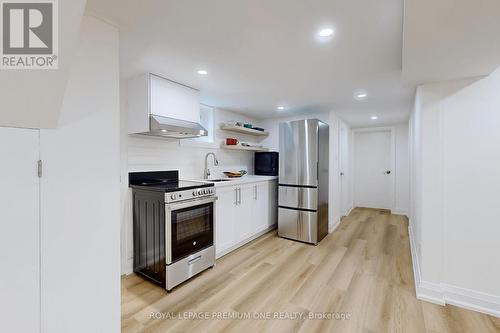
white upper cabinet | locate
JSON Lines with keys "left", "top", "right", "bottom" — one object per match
{"left": 149, "top": 74, "right": 200, "bottom": 122}
{"left": 127, "top": 73, "right": 201, "bottom": 134}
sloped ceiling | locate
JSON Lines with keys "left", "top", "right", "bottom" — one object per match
{"left": 403, "top": 0, "right": 500, "bottom": 84}
{"left": 0, "top": 1, "right": 86, "bottom": 129}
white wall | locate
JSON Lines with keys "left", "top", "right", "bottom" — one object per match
{"left": 409, "top": 68, "right": 500, "bottom": 316}
{"left": 394, "top": 123, "right": 410, "bottom": 214}
{"left": 39, "top": 15, "right": 121, "bottom": 332}
{"left": 339, "top": 121, "right": 354, "bottom": 217}
{"left": 260, "top": 111, "right": 353, "bottom": 230}
{"left": 409, "top": 92, "right": 423, "bottom": 266}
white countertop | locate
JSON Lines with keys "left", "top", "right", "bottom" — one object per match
{"left": 188, "top": 175, "right": 278, "bottom": 187}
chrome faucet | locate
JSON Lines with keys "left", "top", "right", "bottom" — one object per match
{"left": 204, "top": 152, "right": 219, "bottom": 179}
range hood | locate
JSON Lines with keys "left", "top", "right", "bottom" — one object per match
{"left": 127, "top": 73, "right": 209, "bottom": 139}
{"left": 147, "top": 115, "right": 208, "bottom": 139}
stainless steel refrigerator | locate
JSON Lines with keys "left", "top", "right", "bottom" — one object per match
{"left": 278, "top": 119, "right": 329, "bottom": 244}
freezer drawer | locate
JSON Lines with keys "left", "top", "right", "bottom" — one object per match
{"left": 278, "top": 207, "right": 318, "bottom": 244}
{"left": 279, "top": 186, "right": 317, "bottom": 210}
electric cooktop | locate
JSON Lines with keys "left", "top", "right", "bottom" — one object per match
{"left": 128, "top": 171, "right": 213, "bottom": 192}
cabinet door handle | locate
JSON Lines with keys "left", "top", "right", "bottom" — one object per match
{"left": 235, "top": 188, "right": 238, "bottom": 205}
{"left": 238, "top": 188, "right": 242, "bottom": 204}
{"left": 254, "top": 185, "right": 257, "bottom": 200}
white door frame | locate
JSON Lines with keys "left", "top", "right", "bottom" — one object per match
{"left": 352, "top": 126, "right": 396, "bottom": 211}
{"left": 339, "top": 125, "right": 351, "bottom": 217}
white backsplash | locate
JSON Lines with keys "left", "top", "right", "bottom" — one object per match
{"left": 127, "top": 135, "right": 254, "bottom": 179}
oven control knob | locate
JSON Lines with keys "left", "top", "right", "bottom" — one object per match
{"left": 193, "top": 191, "right": 197, "bottom": 196}
{"left": 198, "top": 190, "right": 203, "bottom": 195}
{"left": 203, "top": 189, "right": 208, "bottom": 194}
{"left": 170, "top": 194, "right": 177, "bottom": 200}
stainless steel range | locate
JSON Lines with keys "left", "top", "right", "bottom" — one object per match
{"left": 129, "top": 171, "right": 216, "bottom": 291}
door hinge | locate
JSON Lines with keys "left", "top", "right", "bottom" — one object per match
{"left": 37, "top": 160, "right": 43, "bottom": 178}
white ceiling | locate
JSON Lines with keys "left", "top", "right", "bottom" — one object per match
{"left": 403, "top": 0, "right": 500, "bottom": 84}
{"left": 86, "top": 0, "right": 414, "bottom": 126}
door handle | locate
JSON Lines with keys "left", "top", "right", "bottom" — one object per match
{"left": 254, "top": 185, "right": 257, "bottom": 200}
{"left": 238, "top": 188, "right": 241, "bottom": 205}
{"left": 235, "top": 188, "right": 238, "bottom": 205}
{"left": 385, "top": 170, "right": 391, "bottom": 174}
{"left": 340, "top": 172, "right": 344, "bottom": 176}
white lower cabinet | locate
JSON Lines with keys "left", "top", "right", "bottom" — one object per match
{"left": 215, "top": 186, "right": 238, "bottom": 254}
{"left": 215, "top": 180, "right": 278, "bottom": 258}
{"left": 251, "top": 182, "right": 270, "bottom": 233}
{"left": 267, "top": 180, "right": 278, "bottom": 228}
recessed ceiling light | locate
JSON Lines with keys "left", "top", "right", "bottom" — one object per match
{"left": 370, "top": 116, "right": 378, "bottom": 120}
{"left": 354, "top": 90, "right": 368, "bottom": 100}
{"left": 161, "top": 129, "right": 167, "bottom": 132}
{"left": 277, "top": 106, "right": 285, "bottom": 110}
{"left": 197, "top": 70, "right": 208, "bottom": 75}
{"left": 318, "top": 28, "right": 334, "bottom": 37}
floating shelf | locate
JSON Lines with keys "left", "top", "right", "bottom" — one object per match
{"left": 221, "top": 144, "right": 269, "bottom": 152}
{"left": 221, "top": 125, "right": 269, "bottom": 136}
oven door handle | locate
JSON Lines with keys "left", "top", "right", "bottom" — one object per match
{"left": 166, "top": 196, "right": 216, "bottom": 210}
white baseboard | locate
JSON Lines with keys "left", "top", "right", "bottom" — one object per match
{"left": 329, "top": 218, "right": 341, "bottom": 233}
{"left": 408, "top": 223, "right": 445, "bottom": 305}
{"left": 342, "top": 206, "right": 354, "bottom": 218}
{"left": 408, "top": 223, "right": 500, "bottom": 318}
{"left": 122, "top": 258, "right": 133, "bottom": 276}
{"left": 417, "top": 281, "right": 446, "bottom": 306}
{"left": 392, "top": 208, "right": 408, "bottom": 216}
{"left": 443, "top": 284, "right": 500, "bottom": 318}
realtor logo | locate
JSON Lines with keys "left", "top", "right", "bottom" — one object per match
{"left": 1, "top": 0, "right": 58, "bottom": 69}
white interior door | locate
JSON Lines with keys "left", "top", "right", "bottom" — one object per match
{"left": 354, "top": 129, "right": 394, "bottom": 209}
{"left": 0, "top": 127, "right": 40, "bottom": 333}
{"left": 339, "top": 126, "right": 350, "bottom": 216}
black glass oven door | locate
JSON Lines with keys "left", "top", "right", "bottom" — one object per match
{"left": 169, "top": 200, "right": 213, "bottom": 262}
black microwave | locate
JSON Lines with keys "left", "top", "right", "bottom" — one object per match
{"left": 254, "top": 152, "right": 279, "bottom": 176}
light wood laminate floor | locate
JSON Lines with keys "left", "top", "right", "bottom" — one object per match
{"left": 122, "top": 208, "right": 500, "bottom": 333}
